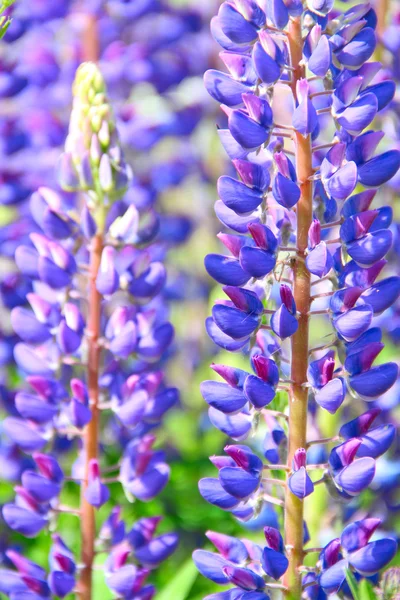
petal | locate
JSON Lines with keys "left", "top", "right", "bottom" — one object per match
{"left": 212, "top": 304, "right": 259, "bottom": 339}
{"left": 314, "top": 378, "right": 346, "bottom": 414}
{"left": 347, "top": 230, "right": 393, "bottom": 267}
{"left": 361, "top": 276, "right": 400, "bottom": 314}
{"left": 218, "top": 176, "right": 263, "bottom": 214}
{"left": 223, "top": 565, "right": 265, "bottom": 590}
{"left": 261, "top": 547, "right": 288, "bottom": 580}
{"left": 198, "top": 477, "right": 239, "bottom": 510}
{"left": 192, "top": 549, "right": 230, "bottom": 584}
{"left": 204, "top": 69, "right": 251, "bottom": 106}
{"left": 218, "top": 3, "right": 258, "bottom": 44}
{"left": 341, "top": 518, "right": 381, "bottom": 553}
{"left": 229, "top": 110, "right": 269, "bottom": 150}
{"left": 319, "top": 558, "right": 348, "bottom": 594}
{"left": 335, "top": 28, "right": 376, "bottom": 68}
{"left": 201, "top": 380, "right": 247, "bottom": 414}
{"left": 239, "top": 246, "right": 276, "bottom": 277}
{"left": 205, "top": 254, "right": 250, "bottom": 286}
{"left": 308, "top": 35, "right": 331, "bottom": 76}
{"left": 206, "top": 317, "right": 249, "bottom": 352}
{"left": 48, "top": 572, "right": 75, "bottom": 598}
{"left": 272, "top": 173, "right": 300, "bottom": 208}
{"left": 244, "top": 375, "right": 275, "bottom": 409}
{"left": 11, "top": 308, "right": 51, "bottom": 344}
{"left": 336, "top": 93, "right": 377, "bottom": 135}
{"left": 206, "top": 531, "right": 248, "bottom": 563}
{"left": 271, "top": 305, "right": 298, "bottom": 339}
{"left": 306, "top": 242, "right": 333, "bottom": 277}
{"left": 325, "top": 161, "right": 358, "bottom": 200}
{"left": 252, "top": 42, "right": 281, "bottom": 84}
{"left": 333, "top": 305, "right": 372, "bottom": 341}
{"left": 344, "top": 342, "right": 384, "bottom": 375}
{"left": 357, "top": 424, "right": 396, "bottom": 459}
{"left": 358, "top": 150, "right": 400, "bottom": 187}
{"left": 135, "top": 533, "right": 179, "bottom": 566}
{"left": 208, "top": 407, "right": 251, "bottom": 441}
{"left": 349, "top": 363, "right": 398, "bottom": 398}
{"left": 3, "top": 418, "right": 47, "bottom": 452}
{"left": 21, "top": 471, "right": 60, "bottom": 503}
{"left": 128, "top": 463, "right": 170, "bottom": 501}
{"left": 219, "top": 466, "right": 260, "bottom": 499}
{"left": 2, "top": 504, "right": 47, "bottom": 537}
{"left": 288, "top": 467, "right": 314, "bottom": 499}
{"left": 215, "top": 199, "right": 259, "bottom": 233}
{"left": 15, "top": 392, "right": 57, "bottom": 424}
{"left": 335, "top": 457, "right": 375, "bottom": 496}
{"left": 349, "top": 539, "right": 397, "bottom": 576}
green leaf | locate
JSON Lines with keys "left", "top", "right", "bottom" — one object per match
{"left": 155, "top": 558, "right": 198, "bottom": 600}
{"left": 345, "top": 568, "right": 361, "bottom": 600}
{"left": 359, "top": 579, "right": 378, "bottom": 600}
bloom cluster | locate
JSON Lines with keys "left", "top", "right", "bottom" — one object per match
{"left": 196, "top": 0, "right": 400, "bottom": 597}
{"left": 0, "top": 0, "right": 213, "bottom": 381}
{"left": 0, "top": 62, "right": 179, "bottom": 599}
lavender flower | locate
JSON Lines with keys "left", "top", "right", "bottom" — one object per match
{"left": 196, "top": 0, "right": 399, "bottom": 597}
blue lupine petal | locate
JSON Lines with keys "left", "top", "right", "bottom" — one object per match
{"left": 192, "top": 549, "right": 230, "bottom": 584}
{"left": 218, "top": 3, "right": 258, "bottom": 44}
{"left": 306, "top": 242, "right": 333, "bottom": 277}
{"left": 315, "top": 378, "right": 346, "bottom": 414}
{"left": 208, "top": 407, "right": 251, "bottom": 440}
{"left": 341, "top": 518, "right": 381, "bottom": 553}
{"left": 335, "top": 28, "right": 376, "bottom": 68}
{"left": 272, "top": 173, "right": 301, "bottom": 208}
{"left": 199, "top": 478, "right": 239, "bottom": 509}
{"left": 229, "top": 110, "right": 269, "bottom": 149}
{"left": 271, "top": 305, "right": 298, "bottom": 339}
{"left": 252, "top": 42, "right": 281, "bottom": 84}
{"left": 239, "top": 246, "right": 276, "bottom": 277}
{"left": 206, "top": 317, "right": 249, "bottom": 351}
{"left": 361, "top": 277, "right": 400, "bottom": 314}
{"left": 358, "top": 150, "right": 400, "bottom": 187}
{"left": 319, "top": 558, "right": 348, "bottom": 594}
{"left": 308, "top": 35, "right": 331, "bottom": 76}
{"left": 200, "top": 381, "right": 247, "bottom": 414}
{"left": 206, "top": 530, "right": 249, "bottom": 563}
{"left": 219, "top": 467, "right": 260, "bottom": 499}
{"left": 288, "top": 467, "right": 314, "bottom": 498}
{"left": 335, "top": 457, "right": 375, "bottom": 496}
{"left": 218, "top": 175, "right": 263, "bottom": 214}
{"left": 212, "top": 304, "right": 259, "bottom": 339}
{"left": 348, "top": 539, "right": 397, "bottom": 576}
{"left": 261, "top": 547, "right": 289, "bottom": 580}
{"left": 349, "top": 362, "right": 398, "bottom": 398}
{"left": 357, "top": 424, "right": 396, "bottom": 459}
{"left": 215, "top": 200, "right": 260, "bottom": 233}
{"left": 204, "top": 70, "right": 251, "bottom": 106}
{"left": 244, "top": 375, "right": 275, "bottom": 408}
{"left": 333, "top": 305, "right": 373, "bottom": 341}
{"left": 205, "top": 254, "right": 250, "bottom": 286}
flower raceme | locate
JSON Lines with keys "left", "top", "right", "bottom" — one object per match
{"left": 196, "top": 0, "right": 399, "bottom": 597}
{"left": 0, "top": 63, "right": 178, "bottom": 599}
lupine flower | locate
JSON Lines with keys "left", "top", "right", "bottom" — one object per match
{"left": 0, "top": 59, "right": 179, "bottom": 598}
{"left": 197, "top": 0, "right": 399, "bottom": 597}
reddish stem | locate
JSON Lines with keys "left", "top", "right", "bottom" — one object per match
{"left": 283, "top": 16, "right": 313, "bottom": 598}
{"left": 78, "top": 234, "right": 103, "bottom": 600}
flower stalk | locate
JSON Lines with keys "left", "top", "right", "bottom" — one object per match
{"left": 79, "top": 231, "right": 103, "bottom": 600}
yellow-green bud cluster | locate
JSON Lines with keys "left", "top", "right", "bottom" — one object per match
{"left": 59, "top": 62, "right": 131, "bottom": 202}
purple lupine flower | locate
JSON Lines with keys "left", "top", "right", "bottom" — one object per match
{"left": 0, "top": 57, "right": 180, "bottom": 598}
{"left": 197, "top": 0, "right": 399, "bottom": 597}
